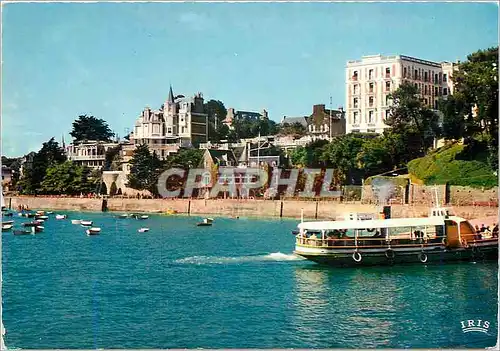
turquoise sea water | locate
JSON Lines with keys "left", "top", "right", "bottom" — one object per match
{"left": 2, "top": 211, "right": 498, "bottom": 349}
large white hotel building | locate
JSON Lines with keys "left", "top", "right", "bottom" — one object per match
{"left": 345, "top": 54, "right": 456, "bottom": 134}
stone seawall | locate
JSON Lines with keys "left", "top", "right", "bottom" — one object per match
{"left": 7, "top": 197, "right": 499, "bottom": 221}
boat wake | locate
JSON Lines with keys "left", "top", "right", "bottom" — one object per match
{"left": 174, "top": 252, "right": 304, "bottom": 265}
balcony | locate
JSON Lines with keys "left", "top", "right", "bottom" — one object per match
{"left": 69, "top": 155, "right": 106, "bottom": 161}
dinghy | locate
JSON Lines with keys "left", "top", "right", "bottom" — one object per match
{"left": 138, "top": 228, "right": 149, "bottom": 233}
{"left": 86, "top": 227, "right": 101, "bottom": 236}
{"left": 80, "top": 220, "right": 93, "bottom": 227}
{"left": 2, "top": 224, "right": 13, "bottom": 232}
{"left": 71, "top": 219, "right": 81, "bottom": 225}
{"left": 197, "top": 218, "right": 213, "bottom": 227}
{"left": 55, "top": 214, "right": 67, "bottom": 220}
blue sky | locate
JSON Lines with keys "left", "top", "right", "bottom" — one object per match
{"left": 2, "top": 2, "right": 498, "bottom": 157}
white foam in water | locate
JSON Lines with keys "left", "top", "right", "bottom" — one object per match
{"left": 174, "top": 252, "right": 304, "bottom": 265}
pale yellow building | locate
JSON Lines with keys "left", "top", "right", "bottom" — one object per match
{"left": 345, "top": 54, "right": 457, "bottom": 134}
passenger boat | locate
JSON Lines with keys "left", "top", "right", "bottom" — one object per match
{"left": 80, "top": 220, "right": 93, "bottom": 227}
{"left": 293, "top": 207, "right": 498, "bottom": 267}
{"left": 86, "top": 227, "right": 101, "bottom": 236}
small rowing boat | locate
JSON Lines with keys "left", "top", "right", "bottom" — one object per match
{"left": 138, "top": 228, "right": 149, "bottom": 233}
{"left": 71, "top": 219, "right": 81, "bottom": 225}
{"left": 80, "top": 220, "right": 93, "bottom": 227}
{"left": 197, "top": 218, "right": 213, "bottom": 227}
{"left": 86, "top": 227, "right": 101, "bottom": 236}
{"left": 55, "top": 214, "right": 67, "bottom": 220}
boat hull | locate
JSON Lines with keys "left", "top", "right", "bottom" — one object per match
{"left": 295, "top": 244, "right": 498, "bottom": 267}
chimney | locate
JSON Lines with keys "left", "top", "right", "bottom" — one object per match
{"left": 313, "top": 104, "right": 325, "bottom": 114}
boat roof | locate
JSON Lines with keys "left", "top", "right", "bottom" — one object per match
{"left": 298, "top": 216, "right": 466, "bottom": 231}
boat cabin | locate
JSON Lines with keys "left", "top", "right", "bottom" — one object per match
{"left": 296, "top": 216, "right": 479, "bottom": 249}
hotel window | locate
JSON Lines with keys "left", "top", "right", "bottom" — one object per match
{"left": 353, "top": 84, "right": 358, "bottom": 94}
{"left": 424, "top": 98, "right": 428, "bottom": 105}
{"left": 385, "top": 81, "right": 390, "bottom": 91}
{"left": 369, "top": 97, "right": 374, "bottom": 107}
{"left": 424, "top": 71, "right": 428, "bottom": 82}
{"left": 167, "top": 127, "right": 172, "bottom": 134}
{"left": 353, "top": 112, "right": 358, "bottom": 124}
{"left": 443, "top": 74, "right": 447, "bottom": 82}
{"left": 439, "top": 87, "right": 442, "bottom": 96}
{"left": 414, "top": 69, "right": 418, "bottom": 80}
{"left": 424, "top": 85, "right": 428, "bottom": 95}
{"left": 385, "top": 109, "right": 390, "bottom": 120}
{"left": 385, "top": 67, "right": 390, "bottom": 77}
{"left": 443, "top": 87, "right": 448, "bottom": 96}
{"left": 353, "top": 98, "right": 359, "bottom": 108}
{"left": 385, "top": 95, "right": 390, "bottom": 106}
{"left": 353, "top": 71, "right": 358, "bottom": 80}
{"left": 368, "top": 111, "right": 374, "bottom": 123}
{"left": 369, "top": 83, "right": 374, "bottom": 93}
{"left": 403, "top": 67, "right": 407, "bottom": 78}
{"left": 435, "top": 87, "right": 439, "bottom": 95}
{"left": 369, "top": 69, "right": 374, "bottom": 79}
{"left": 434, "top": 73, "right": 438, "bottom": 84}
{"left": 367, "top": 129, "right": 376, "bottom": 133}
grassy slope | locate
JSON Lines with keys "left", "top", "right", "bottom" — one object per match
{"left": 407, "top": 143, "right": 498, "bottom": 189}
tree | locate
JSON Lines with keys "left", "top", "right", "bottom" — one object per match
{"left": 320, "top": 134, "right": 366, "bottom": 184}
{"left": 164, "top": 149, "right": 204, "bottom": 170}
{"left": 290, "top": 147, "right": 308, "bottom": 167}
{"left": 438, "top": 95, "right": 467, "bottom": 140}
{"left": 104, "top": 145, "right": 122, "bottom": 171}
{"left": 386, "top": 82, "right": 440, "bottom": 151}
{"left": 204, "top": 100, "right": 227, "bottom": 142}
{"left": 277, "top": 122, "right": 307, "bottom": 138}
{"left": 127, "top": 144, "right": 163, "bottom": 196}
{"left": 39, "top": 161, "right": 98, "bottom": 195}
{"left": 18, "top": 138, "right": 66, "bottom": 194}
{"left": 70, "top": 115, "right": 114, "bottom": 142}
{"left": 451, "top": 46, "right": 498, "bottom": 169}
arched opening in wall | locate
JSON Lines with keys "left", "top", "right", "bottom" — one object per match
{"left": 109, "top": 182, "right": 118, "bottom": 196}
{"left": 100, "top": 182, "right": 108, "bottom": 195}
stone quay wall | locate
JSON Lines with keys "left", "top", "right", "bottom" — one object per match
{"left": 7, "top": 196, "right": 499, "bottom": 221}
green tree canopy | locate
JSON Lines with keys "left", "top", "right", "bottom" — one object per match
{"left": 18, "top": 138, "right": 66, "bottom": 194}
{"left": 386, "top": 82, "right": 440, "bottom": 151}
{"left": 277, "top": 122, "right": 307, "bottom": 138}
{"left": 127, "top": 144, "right": 163, "bottom": 196}
{"left": 320, "top": 134, "right": 366, "bottom": 184}
{"left": 70, "top": 115, "right": 115, "bottom": 142}
{"left": 40, "top": 161, "right": 99, "bottom": 195}
{"left": 164, "top": 149, "right": 204, "bottom": 169}
{"left": 451, "top": 46, "right": 498, "bottom": 169}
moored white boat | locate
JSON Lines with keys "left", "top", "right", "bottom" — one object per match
{"left": 86, "top": 227, "right": 101, "bottom": 236}
{"left": 71, "top": 219, "right": 81, "bottom": 225}
{"left": 293, "top": 210, "right": 498, "bottom": 267}
{"left": 138, "top": 227, "right": 149, "bottom": 233}
{"left": 80, "top": 220, "right": 93, "bottom": 227}
{"left": 56, "top": 214, "right": 67, "bottom": 220}
{"left": 2, "top": 224, "right": 13, "bottom": 231}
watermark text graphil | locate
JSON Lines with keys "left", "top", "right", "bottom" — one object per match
{"left": 157, "top": 167, "right": 343, "bottom": 199}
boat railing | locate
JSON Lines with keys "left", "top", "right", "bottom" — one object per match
{"left": 295, "top": 235, "right": 448, "bottom": 248}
